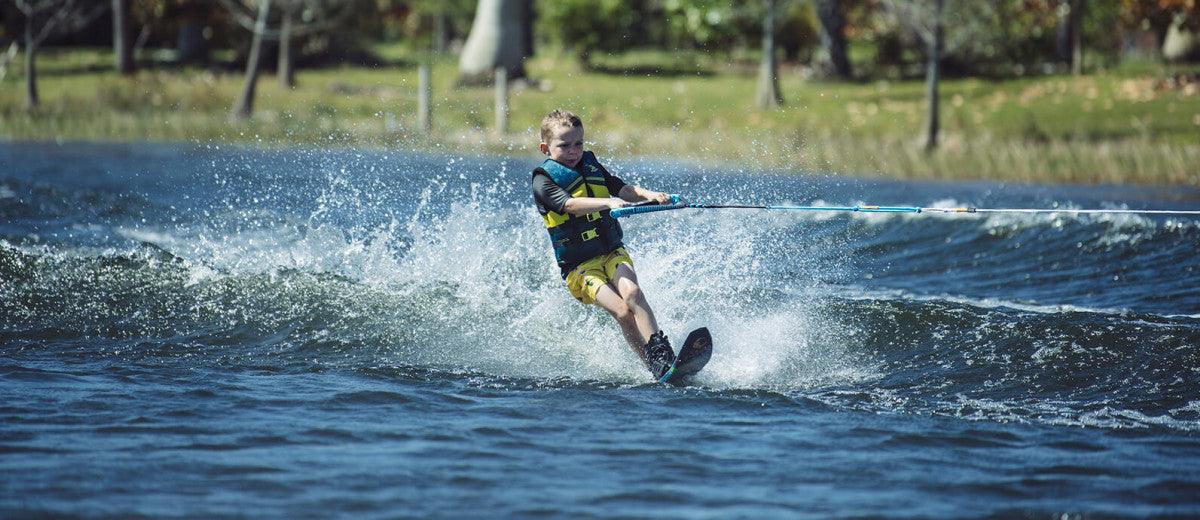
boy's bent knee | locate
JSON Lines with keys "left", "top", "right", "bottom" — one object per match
{"left": 605, "top": 301, "right": 634, "bottom": 323}
{"left": 616, "top": 276, "right": 641, "bottom": 298}
{"left": 621, "top": 283, "right": 643, "bottom": 305}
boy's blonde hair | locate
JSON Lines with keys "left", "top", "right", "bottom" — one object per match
{"left": 540, "top": 110, "right": 582, "bottom": 143}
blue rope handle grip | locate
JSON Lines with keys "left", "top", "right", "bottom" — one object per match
{"left": 610, "top": 195, "right": 685, "bottom": 219}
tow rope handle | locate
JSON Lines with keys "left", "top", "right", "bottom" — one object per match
{"left": 610, "top": 195, "right": 686, "bottom": 219}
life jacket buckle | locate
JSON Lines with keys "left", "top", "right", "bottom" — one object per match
{"left": 580, "top": 229, "right": 599, "bottom": 241}
{"left": 586, "top": 212, "right": 601, "bottom": 222}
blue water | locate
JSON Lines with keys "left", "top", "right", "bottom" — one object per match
{"left": 2, "top": 141, "right": 1199, "bottom": 518}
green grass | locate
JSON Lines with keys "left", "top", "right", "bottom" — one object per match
{"left": 2, "top": 46, "right": 1198, "bottom": 185}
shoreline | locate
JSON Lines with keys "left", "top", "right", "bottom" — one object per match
{"left": 5, "top": 138, "right": 1199, "bottom": 195}
{"left": 3, "top": 51, "right": 1198, "bottom": 187}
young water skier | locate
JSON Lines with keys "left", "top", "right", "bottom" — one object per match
{"left": 531, "top": 110, "right": 679, "bottom": 381}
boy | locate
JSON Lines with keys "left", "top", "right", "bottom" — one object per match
{"left": 531, "top": 110, "right": 678, "bottom": 381}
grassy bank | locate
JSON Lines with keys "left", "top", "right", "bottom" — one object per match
{"left": 2, "top": 47, "right": 1198, "bottom": 185}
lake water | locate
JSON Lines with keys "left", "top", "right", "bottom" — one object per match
{"left": 2, "top": 141, "right": 1199, "bottom": 518}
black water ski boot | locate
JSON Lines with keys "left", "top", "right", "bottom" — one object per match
{"left": 642, "top": 331, "right": 677, "bottom": 382}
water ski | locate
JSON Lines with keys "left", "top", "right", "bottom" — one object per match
{"left": 664, "top": 327, "right": 712, "bottom": 385}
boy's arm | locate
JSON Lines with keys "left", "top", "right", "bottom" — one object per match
{"left": 564, "top": 196, "right": 627, "bottom": 214}
{"left": 617, "top": 184, "right": 672, "bottom": 204}
{"left": 535, "top": 170, "right": 628, "bottom": 216}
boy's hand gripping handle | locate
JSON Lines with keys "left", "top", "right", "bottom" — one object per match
{"left": 610, "top": 195, "right": 686, "bottom": 219}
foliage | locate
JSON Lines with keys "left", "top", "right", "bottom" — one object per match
{"left": 777, "top": 1, "right": 821, "bottom": 62}
{"left": 1, "top": 1, "right": 1197, "bottom": 84}
{"left": 537, "top": 0, "right": 818, "bottom": 64}
{"left": 661, "top": 0, "right": 743, "bottom": 50}
{"left": 370, "top": 0, "right": 476, "bottom": 44}
{"left": 1121, "top": 0, "right": 1200, "bottom": 35}
{"left": 536, "top": 0, "right": 642, "bottom": 65}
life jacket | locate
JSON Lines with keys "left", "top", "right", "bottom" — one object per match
{"left": 537, "top": 151, "right": 624, "bottom": 274}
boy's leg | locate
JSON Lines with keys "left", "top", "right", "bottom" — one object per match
{"left": 592, "top": 283, "right": 651, "bottom": 360}
{"left": 610, "top": 263, "right": 660, "bottom": 341}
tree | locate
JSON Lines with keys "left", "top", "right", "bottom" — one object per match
{"left": 1120, "top": 0, "right": 1200, "bottom": 59}
{"left": 1121, "top": 0, "right": 1200, "bottom": 41}
{"left": 176, "top": 1, "right": 210, "bottom": 64}
{"left": 458, "top": 0, "right": 530, "bottom": 84}
{"left": 267, "top": 0, "right": 352, "bottom": 88}
{"left": 113, "top": 0, "right": 133, "bottom": 74}
{"left": 277, "top": 0, "right": 298, "bottom": 88}
{"left": 1056, "top": 0, "right": 1085, "bottom": 74}
{"left": 884, "top": 0, "right": 945, "bottom": 152}
{"left": 537, "top": 0, "right": 635, "bottom": 69}
{"left": 922, "top": 0, "right": 943, "bottom": 153}
{"left": 815, "top": 0, "right": 853, "bottom": 79}
{"left": 13, "top": 0, "right": 107, "bottom": 109}
{"left": 230, "top": 0, "right": 269, "bottom": 120}
{"left": 756, "top": 0, "right": 783, "bottom": 108}
{"left": 220, "top": 0, "right": 353, "bottom": 117}
{"left": 661, "top": 1, "right": 740, "bottom": 51}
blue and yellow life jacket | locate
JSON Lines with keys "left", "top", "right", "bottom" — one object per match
{"left": 538, "top": 151, "right": 624, "bottom": 274}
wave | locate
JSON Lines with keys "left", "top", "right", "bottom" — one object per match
{"left": 3, "top": 209, "right": 1197, "bottom": 432}
{"left": 821, "top": 285, "right": 1200, "bottom": 321}
{"left": 3, "top": 148, "right": 1198, "bottom": 432}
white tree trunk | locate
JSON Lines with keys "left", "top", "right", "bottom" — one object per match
{"left": 113, "top": 0, "right": 134, "bottom": 74}
{"left": 418, "top": 61, "right": 432, "bottom": 133}
{"left": 24, "top": 12, "right": 38, "bottom": 109}
{"left": 458, "top": 0, "right": 527, "bottom": 84}
{"left": 231, "top": 0, "right": 270, "bottom": 120}
{"left": 756, "top": 0, "right": 782, "bottom": 108}
{"left": 278, "top": 3, "right": 295, "bottom": 88}
{"left": 923, "top": 0, "right": 943, "bottom": 152}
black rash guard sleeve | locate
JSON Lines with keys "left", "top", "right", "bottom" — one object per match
{"left": 531, "top": 168, "right": 570, "bottom": 215}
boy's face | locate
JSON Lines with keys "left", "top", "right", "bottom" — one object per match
{"left": 540, "top": 124, "right": 584, "bottom": 167}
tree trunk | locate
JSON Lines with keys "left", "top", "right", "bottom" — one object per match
{"left": 1071, "top": 0, "right": 1085, "bottom": 75}
{"left": 232, "top": 0, "right": 270, "bottom": 120}
{"left": 494, "top": 67, "right": 509, "bottom": 134}
{"left": 434, "top": 11, "right": 448, "bottom": 54}
{"left": 176, "top": 17, "right": 208, "bottom": 64}
{"left": 113, "top": 0, "right": 134, "bottom": 74}
{"left": 816, "top": 0, "right": 853, "bottom": 80}
{"left": 1056, "top": 0, "right": 1085, "bottom": 73}
{"left": 458, "top": 0, "right": 528, "bottom": 84}
{"left": 24, "top": 12, "right": 38, "bottom": 109}
{"left": 418, "top": 61, "right": 432, "bottom": 133}
{"left": 521, "top": 0, "right": 534, "bottom": 61}
{"left": 756, "top": 0, "right": 782, "bottom": 108}
{"left": 1056, "top": 0, "right": 1072, "bottom": 65}
{"left": 923, "top": 0, "right": 943, "bottom": 152}
{"left": 279, "top": 4, "right": 295, "bottom": 88}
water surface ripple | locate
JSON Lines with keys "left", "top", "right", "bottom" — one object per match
{"left": 2, "top": 142, "right": 1198, "bottom": 518}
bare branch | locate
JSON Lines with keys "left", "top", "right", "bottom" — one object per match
{"left": 881, "top": 0, "right": 993, "bottom": 53}
{"left": 32, "top": 0, "right": 108, "bottom": 47}
{"left": 217, "top": 0, "right": 264, "bottom": 33}
{"left": 881, "top": 0, "right": 936, "bottom": 45}
{"left": 218, "top": 0, "right": 353, "bottom": 40}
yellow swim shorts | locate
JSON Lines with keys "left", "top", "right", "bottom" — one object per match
{"left": 565, "top": 247, "right": 634, "bottom": 305}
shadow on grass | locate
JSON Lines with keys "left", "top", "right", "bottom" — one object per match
{"left": 31, "top": 63, "right": 114, "bottom": 77}
{"left": 586, "top": 64, "right": 715, "bottom": 78}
